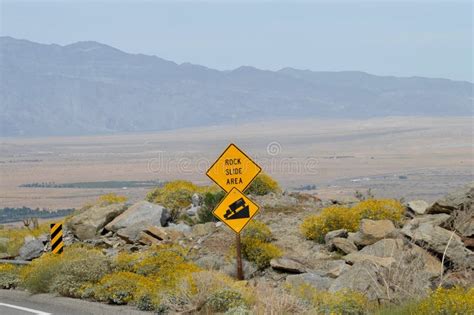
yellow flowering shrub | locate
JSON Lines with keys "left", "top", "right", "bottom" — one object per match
{"left": 145, "top": 180, "right": 218, "bottom": 219}
{"left": 97, "top": 193, "right": 128, "bottom": 206}
{"left": 91, "top": 271, "right": 157, "bottom": 305}
{"left": 300, "top": 205, "right": 358, "bottom": 242}
{"left": 288, "top": 283, "right": 372, "bottom": 314}
{"left": 242, "top": 220, "right": 273, "bottom": 242}
{"left": 415, "top": 287, "right": 474, "bottom": 315}
{"left": 301, "top": 199, "right": 405, "bottom": 242}
{"left": 239, "top": 220, "right": 282, "bottom": 269}
{"left": 245, "top": 173, "right": 281, "bottom": 196}
{"left": 0, "top": 264, "right": 21, "bottom": 289}
{"left": 352, "top": 199, "right": 404, "bottom": 223}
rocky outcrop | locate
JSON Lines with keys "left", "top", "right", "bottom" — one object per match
{"left": 67, "top": 203, "right": 127, "bottom": 240}
{"left": 324, "top": 229, "right": 348, "bottom": 244}
{"left": 427, "top": 183, "right": 473, "bottom": 214}
{"left": 401, "top": 221, "right": 473, "bottom": 268}
{"left": 329, "top": 261, "right": 381, "bottom": 300}
{"left": 105, "top": 201, "right": 170, "bottom": 242}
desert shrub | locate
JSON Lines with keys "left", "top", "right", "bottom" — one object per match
{"left": 162, "top": 270, "right": 253, "bottom": 313}
{"left": 241, "top": 238, "right": 282, "bottom": 270}
{"left": 352, "top": 199, "right": 404, "bottom": 223}
{"left": 288, "top": 283, "right": 371, "bottom": 315}
{"left": 300, "top": 205, "right": 358, "bottom": 242}
{"left": 0, "top": 264, "right": 21, "bottom": 289}
{"left": 198, "top": 190, "right": 225, "bottom": 223}
{"left": 242, "top": 220, "right": 273, "bottom": 242}
{"left": 97, "top": 193, "right": 127, "bottom": 206}
{"left": 21, "top": 245, "right": 111, "bottom": 296}
{"left": 245, "top": 173, "right": 280, "bottom": 196}
{"left": 207, "top": 289, "right": 246, "bottom": 312}
{"left": 415, "top": 287, "right": 474, "bottom": 314}
{"left": 240, "top": 220, "right": 281, "bottom": 269}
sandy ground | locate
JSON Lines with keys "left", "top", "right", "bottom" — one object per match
{"left": 0, "top": 116, "right": 472, "bottom": 209}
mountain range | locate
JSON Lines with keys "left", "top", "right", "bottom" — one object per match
{"left": 0, "top": 36, "right": 472, "bottom": 137}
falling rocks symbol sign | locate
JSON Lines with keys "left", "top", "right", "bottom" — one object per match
{"left": 212, "top": 187, "right": 260, "bottom": 234}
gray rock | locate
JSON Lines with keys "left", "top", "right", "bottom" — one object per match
{"left": 329, "top": 237, "right": 358, "bottom": 254}
{"left": 192, "top": 193, "right": 202, "bottom": 207}
{"left": 286, "top": 273, "right": 333, "bottom": 291}
{"left": 270, "top": 257, "right": 307, "bottom": 273}
{"left": 401, "top": 222, "right": 473, "bottom": 268}
{"left": 403, "top": 214, "right": 451, "bottom": 228}
{"left": 312, "top": 259, "right": 350, "bottom": 278}
{"left": 67, "top": 203, "right": 127, "bottom": 240}
{"left": 37, "top": 234, "right": 49, "bottom": 244}
{"left": 105, "top": 201, "right": 170, "bottom": 234}
{"left": 343, "top": 252, "right": 396, "bottom": 268}
{"left": 324, "top": 229, "right": 348, "bottom": 244}
{"left": 17, "top": 238, "right": 43, "bottom": 260}
{"left": 408, "top": 200, "right": 429, "bottom": 215}
{"left": 168, "top": 222, "right": 192, "bottom": 234}
{"left": 353, "top": 219, "right": 397, "bottom": 246}
{"left": 427, "top": 183, "right": 473, "bottom": 214}
{"left": 329, "top": 261, "right": 381, "bottom": 300}
{"left": 186, "top": 205, "right": 200, "bottom": 216}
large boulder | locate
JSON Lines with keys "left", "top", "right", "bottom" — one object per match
{"left": 343, "top": 252, "right": 395, "bottom": 268}
{"left": 407, "top": 200, "right": 429, "bottom": 215}
{"left": 324, "top": 229, "right": 348, "bottom": 244}
{"left": 329, "top": 261, "right": 381, "bottom": 300}
{"left": 344, "top": 238, "right": 442, "bottom": 277}
{"left": 427, "top": 183, "right": 473, "bottom": 214}
{"left": 312, "top": 259, "right": 350, "bottom": 278}
{"left": 17, "top": 237, "right": 44, "bottom": 260}
{"left": 67, "top": 203, "right": 127, "bottom": 240}
{"left": 270, "top": 257, "right": 307, "bottom": 274}
{"left": 349, "top": 219, "right": 398, "bottom": 246}
{"left": 328, "top": 237, "right": 358, "bottom": 254}
{"left": 105, "top": 201, "right": 170, "bottom": 242}
{"left": 401, "top": 222, "right": 473, "bottom": 268}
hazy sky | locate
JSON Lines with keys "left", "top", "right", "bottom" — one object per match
{"left": 1, "top": 1, "right": 472, "bottom": 81}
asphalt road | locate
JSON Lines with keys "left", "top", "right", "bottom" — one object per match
{"left": 0, "top": 290, "right": 150, "bottom": 315}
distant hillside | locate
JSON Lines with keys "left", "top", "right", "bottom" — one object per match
{"left": 0, "top": 36, "right": 472, "bottom": 136}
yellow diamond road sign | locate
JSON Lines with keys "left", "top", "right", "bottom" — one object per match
{"left": 206, "top": 143, "right": 261, "bottom": 193}
{"left": 213, "top": 187, "right": 260, "bottom": 234}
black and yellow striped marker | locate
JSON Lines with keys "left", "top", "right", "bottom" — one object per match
{"left": 50, "top": 223, "right": 64, "bottom": 254}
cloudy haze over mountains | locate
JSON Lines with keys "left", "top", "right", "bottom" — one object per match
{"left": 0, "top": 37, "right": 472, "bottom": 137}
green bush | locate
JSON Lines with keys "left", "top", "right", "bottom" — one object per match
{"left": 207, "top": 289, "right": 246, "bottom": 312}
{"left": 198, "top": 190, "right": 225, "bottom": 223}
{"left": 245, "top": 173, "right": 280, "bottom": 196}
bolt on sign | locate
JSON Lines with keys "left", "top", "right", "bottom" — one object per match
{"left": 206, "top": 143, "right": 261, "bottom": 193}
{"left": 50, "top": 223, "right": 64, "bottom": 254}
{"left": 213, "top": 187, "right": 260, "bottom": 234}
